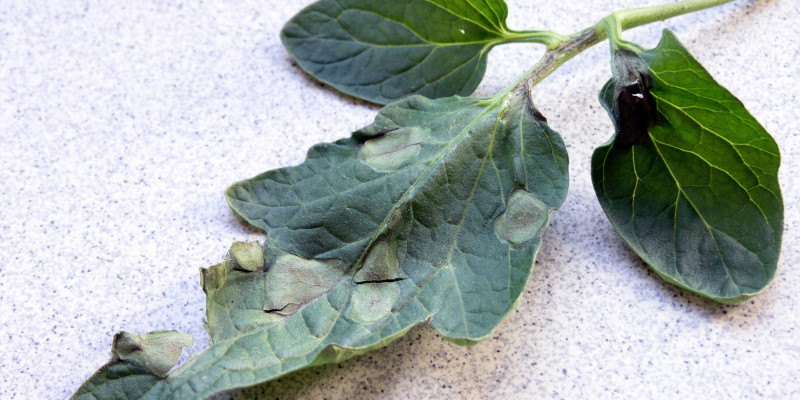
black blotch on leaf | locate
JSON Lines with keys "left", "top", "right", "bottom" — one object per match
{"left": 612, "top": 50, "right": 656, "bottom": 148}
{"left": 529, "top": 105, "right": 547, "bottom": 123}
{"left": 264, "top": 304, "right": 289, "bottom": 314}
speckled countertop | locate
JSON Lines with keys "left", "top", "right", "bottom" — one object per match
{"left": 1, "top": 0, "right": 798, "bottom": 399}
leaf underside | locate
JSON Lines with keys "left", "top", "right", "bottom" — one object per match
{"left": 592, "top": 30, "right": 783, "bottom": 303}
{"left": 281, "top": 0, "right": 518, "bottom": 104}
{"left": 73, "top": 85, "right": 568, "bottom": 399}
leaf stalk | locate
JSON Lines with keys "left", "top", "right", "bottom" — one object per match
{"left": 496, "top": 0, "right": 735, "bottom": 98}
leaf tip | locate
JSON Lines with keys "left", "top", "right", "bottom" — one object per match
{"left": 229, "top": 241, "right": 265, "bottom": 272}
{"left": 112, "top": 330, "right": 193, "bottom": 379}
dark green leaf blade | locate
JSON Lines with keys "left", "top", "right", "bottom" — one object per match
{"left": 592, "top": 29, "right": 783, "bottom": 303}
{"left": 281, "top": 0, "right": 522, "bottom": 104}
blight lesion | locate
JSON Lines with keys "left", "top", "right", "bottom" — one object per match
{"left": 358, "top": 126, "right": 432, "bottom": 171}
{"left": 494, "top": 189, "right": 549, "bottom": 247}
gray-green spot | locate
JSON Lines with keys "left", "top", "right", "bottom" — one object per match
{"left": 229, "top": 241, "right": 264, "bottom": 272}
{"left": 264, "top": 254, "right": 345, "bottom": 315}
{"left": 348, "top": 238, "right": 403, "bottom": 323}
{"left": 358, "top": 126, "right": 431, "bottom": 171}
{"left": 494, "top": 189, "right": 549, "bottom": 246}
{"left": 112, "top": 330, "right": 193, "bottom": 379}
{"left": 354, "top": 239, "right": 401, "bottom": 283}
{"left": 348, "top": 282, "right": 399, "bottom": 323}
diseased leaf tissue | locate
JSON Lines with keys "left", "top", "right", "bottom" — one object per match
{"left": 73, "top": 0, "right": 783, "bottom": 398}
{"left": 75, "top": 83, "right": 569, "bottom": 399}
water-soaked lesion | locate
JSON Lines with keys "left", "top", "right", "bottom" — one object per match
{"left": 494, "top": 189, "right": 550, "bottom": 247}
{"left": 256, "top": 230, "right": 408, "bottom": 323}
{"left": 358, "top": 126, "right": 432, "bottom": 171}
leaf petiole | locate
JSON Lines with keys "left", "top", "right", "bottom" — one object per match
{"left": 496, "top": 0, "right": 736, "bottom": 99}
{"left": 504, "top": 30, "right": 571, "bottom": 49}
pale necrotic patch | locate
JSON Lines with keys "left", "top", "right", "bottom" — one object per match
{"left": 201, "top": 261, "right": 229, "bottom": 292}
{"left": 354, "top": 239, "right": 400, "bottom": 283}
{"left": 229, "top": 241, "right": 264, "bottom": 272}
{"left": 348, "top": 237, "right": 404, "bottom": 323}
{"left": 494, "top": 189, "right": 549, "bottom": 246}
{"left": 348, "top": 283, "right": 399, "bottom": 323}
{"left": 112, "top": 331, "right": 193, "bottom": 379}
{"left": 263, "top": 254, "right": 346, "bottom": 316}
{"left": 358, "top": 126, "right": 431, "bottom": 171}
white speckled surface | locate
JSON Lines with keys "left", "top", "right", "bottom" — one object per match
{"left": 1, "top": 0, "right": 798, "bottom": 399}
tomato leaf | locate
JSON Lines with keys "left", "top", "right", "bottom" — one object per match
{"left": 592, "top": 30, "right": 783, "bottom": 303}
{"left": 282, "top": 0, "right": 532, "bottom": 104}
{"left": 73, "top": 84, "right": 568, "bottom": 399}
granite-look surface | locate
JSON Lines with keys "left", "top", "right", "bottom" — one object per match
{"left": 1, "top": 0, "right": 798, "bottom": 399}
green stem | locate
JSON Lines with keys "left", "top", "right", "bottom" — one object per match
{"left": 494, "top": 0, "right": 735, "bottom": 99}
{"left": 610, "top": 0, "right": 734, "bottom": 31}
{"left": 506, "top": 30, "right": 571, "bottom": 49}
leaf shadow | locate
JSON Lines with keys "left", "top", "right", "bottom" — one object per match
{"left": 688, "top": 0, "right": 776, "bottom": 50}
{"left": 598, "top": 224, "right": 778, "bottom": 323}
{"left": 281, "top": 54, "right": 381, "bottom": 110}
{"left": 208, "top": 324, "right": 448, "bottom": 400}
{"left": 224, "top": 210, "right": 265, "bottom": 236}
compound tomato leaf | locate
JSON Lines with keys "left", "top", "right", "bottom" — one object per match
{"left": 72, "top": 83, "right": 568, "bottom": 399}
{"left": 592, "top": 30, "right": 783, "bottom": 303}
{"left": 282, "top": 0, "right": 533, "bottom": 104}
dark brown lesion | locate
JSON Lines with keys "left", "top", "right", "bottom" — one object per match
{"left": 612, "top": 50, "right": 656, "bottom": 148}
{"left": 528, "top": 105, "right": 548, "bottom": 123}
{"left": 263, "top": 304, "right": 290, "bottom": 314}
